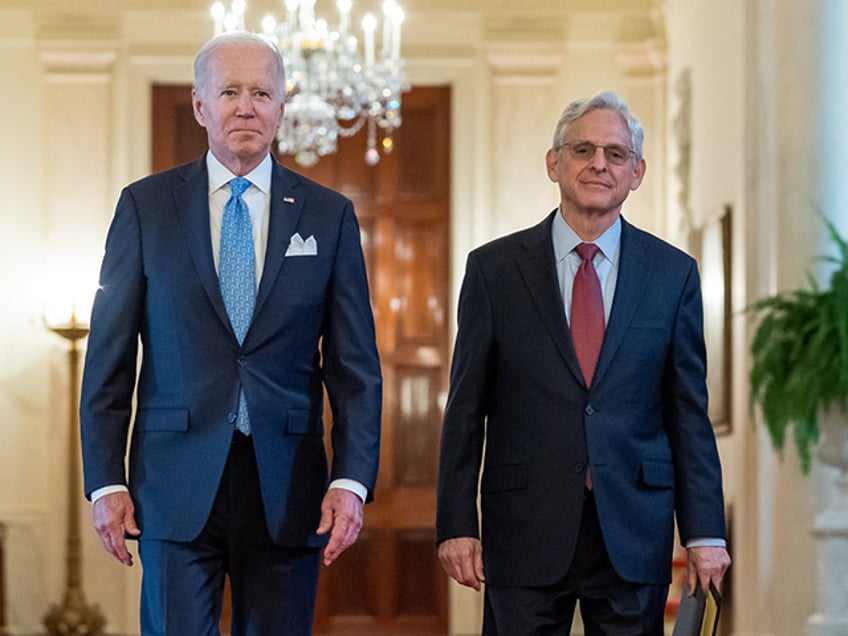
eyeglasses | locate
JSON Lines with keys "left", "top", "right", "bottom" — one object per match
{"left": 556, "top": 142, "right": 636, "bottom": 166}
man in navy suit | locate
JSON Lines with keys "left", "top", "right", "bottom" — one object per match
{"left": 80, "top": 32, "right": 381, "bottom": 635}
{"left": 436, "top": 91, "right": 730, "bottom": 635}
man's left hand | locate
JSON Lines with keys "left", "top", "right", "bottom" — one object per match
{"left": 316, "top": 488, "right": 364, "bottom": 566}
{"left": 686, "top": 546, "right": 731, "bottom": 595}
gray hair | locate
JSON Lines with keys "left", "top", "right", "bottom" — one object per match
{"left": 552, "top": 90, "right": 644, "bottom": 159}
{"left": 194, "top": 32, "right": 286, "bottom": 99}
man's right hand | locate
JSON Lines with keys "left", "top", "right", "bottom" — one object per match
{"left": 92, "top": 491, "right": 141, "bottom": 566}
{"left": 437, "top": 537, "right": 485, "bottom": 591}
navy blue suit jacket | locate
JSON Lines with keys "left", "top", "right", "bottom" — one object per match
{"left": 80, "top": 156, "right": 382, "bottom": 548}
{"left": 436, "top": 213, "right": 725, "bottom": 586}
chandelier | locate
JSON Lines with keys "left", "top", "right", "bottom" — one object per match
{"left": 211, "top": 0, "right": 409, "bottom": 167}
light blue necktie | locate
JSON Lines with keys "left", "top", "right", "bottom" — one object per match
{"left": 219, "top": 177, "right": 255, "bottom": 435}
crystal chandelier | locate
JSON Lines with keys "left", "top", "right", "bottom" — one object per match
{"left": 211, "top": 0, "right": 409, "bottom": 167}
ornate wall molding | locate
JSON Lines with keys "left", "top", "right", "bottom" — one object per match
{"left": 672, "top": 67, "right": 692, "bottom": 234}
{"left": 39, "top": 48, "right": 116, "bottom": 82}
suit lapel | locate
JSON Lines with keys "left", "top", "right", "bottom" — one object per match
{"left": 254, "top": 161, "right": 304, "bottom": 318}
{"left": 173, "top": 158, "right": 234, "bottom": 332}
{"left": 517, "top": 214, "right": 654, "bottom": 389}
{"left": 592, "top": 218, "right": 652, "bottom": 385}
{"left": 516, "top": 212, "right": 585, "bottom": 384}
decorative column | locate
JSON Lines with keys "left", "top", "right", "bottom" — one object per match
{"left": 743, "top": 0, "right": 848, "bottom": 633}
{"left": 485, "top": 37, "right": 563, "bottom": 239}
{"left": 808, "top": 1, "right": 848, "bottom": 632}
{"left": 817, "top": 0, "right": 848, "bottom": 244}
{"left": 808, "top": 415, "right": 848, "bottom": 635}
{"left": 39, "top": 45, "right": 116, "bottom": 296}
{"left": 38, "top": 37, "right": 116, "bottom": 635}
{"left": 808, "top": 472, "right": 848, "bottom": 635}
{"left": 616, "top": 39, "right": 667, "bottom": 238}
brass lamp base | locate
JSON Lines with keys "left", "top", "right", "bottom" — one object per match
{"left": 43, "top": 588, "right": 105, "bottom": 636}
{"left": 42, "top": 314, "right": 106, "bottom": 636}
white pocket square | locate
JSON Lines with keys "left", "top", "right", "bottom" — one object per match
{"left": 285, "top": 233, "right": 318, "bottom": 257}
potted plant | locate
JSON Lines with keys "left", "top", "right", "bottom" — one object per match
{"left": 748, "top": 217, "right": 848, "bottom": 474}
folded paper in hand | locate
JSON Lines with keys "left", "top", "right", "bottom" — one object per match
{"left": 672, "top": 583, "right": 721, "bottom": 636}
{"left": 285, "top": 233, "right": 318, "bottom": 257}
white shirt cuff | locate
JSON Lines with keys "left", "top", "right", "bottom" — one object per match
{"left": 329, "top": 478, "right": 368, "bottom": 503}
{"left": 685, "top": 537, "right": 726, "bottom": 549}
{"left": 91, "top": 484, "right": 129, "bottom": 504}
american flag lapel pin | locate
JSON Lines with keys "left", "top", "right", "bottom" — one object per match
{"left": 283, "top": 196, "right": 295, "bottom": 204}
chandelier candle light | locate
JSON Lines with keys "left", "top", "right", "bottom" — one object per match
{"left": 211, "top": 0, "right": 409, "bottom": 167}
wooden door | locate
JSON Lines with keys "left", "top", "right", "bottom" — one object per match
{"left": 152, "top": 84, "right": 451, "bottom": 635}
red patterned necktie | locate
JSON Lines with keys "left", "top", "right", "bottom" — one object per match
{"left": 572, "top": 243, "right": 604, "bottom": 491}
{"left": 571, "top": 243, "right": 605, "bottom": 387}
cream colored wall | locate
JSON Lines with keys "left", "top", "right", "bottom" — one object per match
{"left": 744, "top": 2, "right": 848, "bottom": 634}
{"left": 0, "top": 20, "right": 60, "bottom": 632}
{"left": 16, "top": 2, "right": 842, "bottom": 635}
{"left": 0, "top": 2, "right": 661, "bottom": 634}
{"left": 666, "top": 0, "right": 848, "bottom": 635}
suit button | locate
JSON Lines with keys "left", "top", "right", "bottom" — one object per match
{"left": 585, "top": 405, "right": 595, "bottom": 415}
{"left": 574, "top": 463, "right": 585, "bottom": 473}
{"left": 228, "top": 412, "right": 237, "bottom": 424}
{"left": 237, "top": 357, "right": 246, "bottom": 367}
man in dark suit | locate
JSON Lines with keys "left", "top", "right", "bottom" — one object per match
{"left": 436, "top": 91, "right": 730, "bottom": 635}
{"left": 80, "top": 32, "right": 381, "bottom": 635}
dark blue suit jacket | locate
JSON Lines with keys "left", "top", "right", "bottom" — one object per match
{"left": 436, "top": 213, "right": 725, "bottom": 586}
{"left": 80, "top": 156, "right": 382, "bottom": 548}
